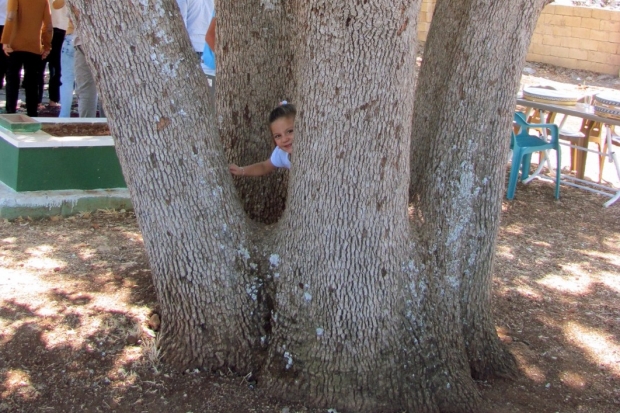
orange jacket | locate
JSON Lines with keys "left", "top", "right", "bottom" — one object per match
{"left": 1, "top": 0, "right": 53, "bottom": 54}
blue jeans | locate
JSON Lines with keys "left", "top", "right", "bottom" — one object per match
{"left": 59, "top": 34, "right": 75, "bottom": 118}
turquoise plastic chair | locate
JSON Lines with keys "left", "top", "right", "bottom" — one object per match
{"left": 507, "top": 112, "right": 561, "bottom": 200}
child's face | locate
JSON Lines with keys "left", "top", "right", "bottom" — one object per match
{"left": 270, "top": 116, "right": 294, "bottom": 154}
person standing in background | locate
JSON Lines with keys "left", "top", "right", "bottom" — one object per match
{"left": 201, "top": 13, "right": 215, "bottom": 101}
{"left": 37, "top": 2, "right": 68, "bottom": 108}
{"left": 54, "top": 0, "right": 74, "bottom": 117}
{"left": 73, "top": 28, "right": 98, "bottom": 117}
{"left": 1, "top": 0, "right": 53, "bottom": 117}
{"left": 0, "top": 0, "right": 8, "bottom": 89}
{"left": 176, "top": 0, "right": 214, "bottom": 56}
{"left": 53, "top": 0, "right": 97, "bottom": 118}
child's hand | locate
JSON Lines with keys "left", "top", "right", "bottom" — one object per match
{"left": 229, "top": 164, "right": 245, "bottom": 176}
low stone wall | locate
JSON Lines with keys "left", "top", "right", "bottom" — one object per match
{"left": 417, "top": 1, "right": 620, "bottom": 76}
{"left": 0, "top": 118, "right": 126, "bottom": 192}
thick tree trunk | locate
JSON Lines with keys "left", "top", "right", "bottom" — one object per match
{"left": 217, "top": 1, "right": 296, "bottom": 224}
{"left": 71, "top": 0, "right": 262, "bottom": 372}
{"left": 259, "top": 1, "right": 440, "bottom": 411}
{"left": 410, "top": 0, "right": 549, "bottom": 383}
{"left": 74, "top": 0, "right": 551, "bottom": 411}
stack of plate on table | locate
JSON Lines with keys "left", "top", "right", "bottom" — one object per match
{"left": 522, "top": 87, "right": 581, "bottom": 106}
{"left": 593, "top": 91, "right": 620, "bottom": 120}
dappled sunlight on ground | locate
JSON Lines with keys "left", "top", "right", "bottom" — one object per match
{"left": 558, "top": 370, "right": 588, "bottom": 390}
{"left": 0, "top": 215, "right": 286, "bottom": 413}
{"left": 537, "top": 261, "right": 620, "bottom": 296}
{"left": 565, "top": 322, "right": 620, "bottom": 376}
{"left": 489, "top": 174, "right": 620, "bottom": 411}
{"left": 514, "top": 352, "right": 547, "bottom": 383}
{"left": 0, "top": 270, "right": 51, "bottom": 293}
{"left": 514, "top": 282, "right": 545, "bottom": 300}
{"left": 537, "top": 272, "right": 594, "bottom": 294}
{"left": 495, "top": 244, "right": 516, "bottom": 261}
{"left": 0, "top": 183, "right": 619, "bottom": 411}
{"left": 0, "top": 212, "right": 172, "bottom": 411}
{"left": 590, "top": 248, "right": 620, "bottom": 267}
{"left": 598, "top": 271, "right": 620, "bottom": 294}
{"left": 1, "top": 369, "right": 38, "bottom": 400}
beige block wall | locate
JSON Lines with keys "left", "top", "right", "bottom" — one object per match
{"left": 416, "top": 2, "right": 620, "bottom": 76}
{"left": 418, "top": 0, "right": 435, "bottom": 42}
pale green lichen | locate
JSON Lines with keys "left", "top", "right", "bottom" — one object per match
{"left": 269, "top": 254, "right": 280, "bottom": 267}
{"left": 283, "top": 351, "right": 293, "bottom": 370}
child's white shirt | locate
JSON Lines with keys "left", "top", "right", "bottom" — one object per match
{"left": 270, "top": 147, "right": 291, "bottom": 169}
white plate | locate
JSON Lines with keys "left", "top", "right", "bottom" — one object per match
{"left": 594, "top": 91, "right": 620, "bottom": 107}
{"left": 594, "top": 105, "right": 620, "bottom": 119}
{"left": 523, "top": 87, "right": 581, "bottom": 102}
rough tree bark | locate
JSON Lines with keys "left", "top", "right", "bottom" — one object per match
{"left": 410, "top": 0, "right": 550, "bottom": 387}
{"left": 217, "top": 0, "right": 296, "bottom": 224}
{"left": 260, "top": 1, "right": 428, "bottom": 410}
{"left": 72, "top": 0, "right": 549, "bottom": 411}
{"left": 70, "top": 0, "right": 262, "bottom": 373}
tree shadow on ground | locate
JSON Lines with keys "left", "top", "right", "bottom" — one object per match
{"left": 1, "top": 184, "right": 620, "bottom": 412}
{"left": 484, "top": 176, "right": 620, "bottom": 412}
{"left": 0, "top": 213, "right": 312, "bottom": 413}
{"left": 0, "top": 302, "right": 146, "bottom": 411}
{"left": 0, "top": 299, "right": 310, "bottom": 412}
{"left": 0, "top": 211, "right": 154, "bottom": 305}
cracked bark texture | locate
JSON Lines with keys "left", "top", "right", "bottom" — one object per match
{"left": 260, "top": 1, "right": 436, "bottom": 411}
{"left": 73, "top": 0, "right": 550, "bottom": 411}
{"left": 410, "top": 0, "right": 550, "bottom": 386}
{"left": 217, "top": 0, "right": 296, "bottom": 224}
{"left": 71, "top": 0, "right": 260, "bottom": 372}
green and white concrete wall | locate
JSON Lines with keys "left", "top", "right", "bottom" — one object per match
{"left": 0, "top": 118, "right": 126, "bottom": 192}
{"left": 0, "top": 117, "right": 132, "bottom": 219}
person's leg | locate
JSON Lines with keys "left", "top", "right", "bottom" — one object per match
{"left": 47, "top": 27, "right": 66, "bottom": 104}
{"left": 23, "top": 52, "right": 42, "bottom": 117}
{"left": 97, "top": 100, "right": 105, "bottom": 118}
{"left": 0, "top": 25, "right": 7, "bottom": 89}
{"left": 37, "top": 59, "right": 47, "bottom": 104}
{"left": 59, "top": 34, "right": 75, "bottom": 118}
{"left": 74, "top": 46, "right": 98, "bottom": 117}
{"left": 4, "top": 51, "right": 24, "bottom": 113}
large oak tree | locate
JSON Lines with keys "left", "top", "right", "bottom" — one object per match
{"left": 71, "top": 0, "right": 550, "bottom": 411}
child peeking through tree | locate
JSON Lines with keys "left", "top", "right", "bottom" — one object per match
{"left": 229, "top": 101, "right": 295, "bottom": 177}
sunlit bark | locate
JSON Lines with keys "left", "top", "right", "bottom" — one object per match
{"left": 72, "top": 0, "right": 551, "bottom": 410}
{"left": 410, "top": 0, "right": 550, "bottom": 385}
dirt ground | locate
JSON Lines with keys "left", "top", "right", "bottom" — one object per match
{"left": 2, "top": 62, "right": 620, "bottom": 412}
{"left": 41, "top": 123, "right": 111, "bottom": 137}
{"left": 2, "top": 178, "right": 619, "bottom": 413}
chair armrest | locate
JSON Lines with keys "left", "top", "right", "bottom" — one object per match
{"left": 530, "top": 122, "right": 557, "bottom": 131}
{"left": 534, "top": 123, "right": 559, "bottom": 144}
{"left": 513, "top": 112, "right": 559, "bottom": 144}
